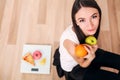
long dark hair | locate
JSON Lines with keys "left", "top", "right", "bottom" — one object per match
{"left": 71, "top": 0, "right": 102, "bottom": 44}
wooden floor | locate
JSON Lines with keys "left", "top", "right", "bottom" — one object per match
{"left": 0, "top": 0, "right": 120, "bottom": 80}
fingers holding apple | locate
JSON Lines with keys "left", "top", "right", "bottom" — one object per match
{"left": 92, "top": 44, "right": 98, "bottom": 52}
{"left": 84, "top": 44, "right": 98, "bottom": 54}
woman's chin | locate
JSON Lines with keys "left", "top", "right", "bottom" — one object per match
{"left": 87, "top": 32, "right": 96, "bottom": 36}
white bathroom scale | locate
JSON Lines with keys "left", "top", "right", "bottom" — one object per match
{"left": 20, "top": 44, "right": 51, "bottom": 74}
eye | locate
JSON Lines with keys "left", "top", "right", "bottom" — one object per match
{"left": 79, "top": 19, "right": 85, "bottom": 22}
{"left": 92, "top": 15, "right": 97, "bottom": 19}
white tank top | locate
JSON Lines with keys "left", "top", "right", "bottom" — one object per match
{"left": 59, "top": 25, "right": 79, "bottom": 72}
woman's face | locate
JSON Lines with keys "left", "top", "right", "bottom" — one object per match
{"left": 75, "top": 7, "right": 100, "bottom": 36}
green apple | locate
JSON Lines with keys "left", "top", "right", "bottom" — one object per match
{"left": 85, "top": 36, "right": 97, "bottom": 45}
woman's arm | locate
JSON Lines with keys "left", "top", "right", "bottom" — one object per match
{"left": 63, "top": 39, "right": 98, "bottom": 68}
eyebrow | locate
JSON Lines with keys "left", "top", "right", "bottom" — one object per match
{"left": 91, "top": 13, "right": 98, "bottom": 17}
{"left": 77, "top": 12, "right": 99, "bottom": 21}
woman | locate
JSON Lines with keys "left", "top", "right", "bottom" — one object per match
{"left": 59, "top": 0, "right": 120, "bottom": 80}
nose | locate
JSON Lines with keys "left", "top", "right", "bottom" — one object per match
{"left": 87, "top": 20, "right": 93, "bottom": 29}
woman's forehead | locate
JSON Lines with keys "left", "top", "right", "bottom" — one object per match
{"left": 75, "top": 7, "right": 99, "bottom": 18}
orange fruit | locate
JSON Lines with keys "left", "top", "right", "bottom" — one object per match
{"left": 75, "top": 44, "right": 87, "bottom": 58}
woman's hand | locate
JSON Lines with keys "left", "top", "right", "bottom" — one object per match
{"left": 75, "top": 44, "right": 98, "bottom": 68}
{"left": 84, "top": 44, "right": 98, "bottom": 61}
